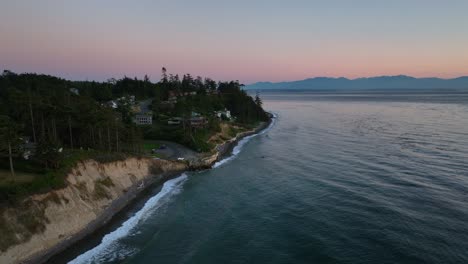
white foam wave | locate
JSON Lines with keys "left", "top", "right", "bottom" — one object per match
{"left": 213, "top": 113, "right": 277, "bottom": 168}
{"left": 68, "top": 173, "right": 188, "bottom": 264}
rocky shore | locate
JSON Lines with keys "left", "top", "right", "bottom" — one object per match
{"left": 0, "top": 117, "right": 272, "bottom": 264}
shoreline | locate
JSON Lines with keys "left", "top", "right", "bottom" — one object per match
{"left": 25, "top": 169, "right": 185, "bottom": 264}
{"left": 22, "top": 116, "right": 273, "bottom": 264}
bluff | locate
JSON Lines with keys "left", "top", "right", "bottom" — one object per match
{"left": 0, "top": 157, "right": 187, "bottom": 264}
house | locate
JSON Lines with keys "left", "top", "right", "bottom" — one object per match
{"left": 69, "top": 88, "right": 79, "bottom": 95}
{"left": 19, "top": 137, "right": 36, "bottom": 160}
{"left": 133, "top": 99, "right": 153, "bottom": 125}
{"left": 168, "top": 117, "right": 182, "bottom": 125}
{"left": 190, "top": 116, "right": 207, "bottom": 127}
{"left": 160, "top": 91, "right": 178, "bottom": 108}
{"left": 107, "top": 100, "right": 118, "bottom": 109}
{"left": 182, "top": 91, "right": 197, "bottom": 96}
{"left": 215, "top": 109, "right": 232, "bottom": 120}
{"left": 107, "top": 95, "right": 136, "bottom": 109}
{"left": 190, "top": 112, "right": 207, "bottom": 127}
{"left": 167, "top": 91, "right": 178, "bottom": 103}
{"left": 134, "top": 113, "right": 152, "bottom": 125}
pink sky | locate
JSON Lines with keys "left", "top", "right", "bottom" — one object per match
{"left": 1, "top": 1, "right": 468, "bottom": 84}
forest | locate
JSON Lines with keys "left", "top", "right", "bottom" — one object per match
{"left": 0, "top": 68, "right": 269, "bottom": 202}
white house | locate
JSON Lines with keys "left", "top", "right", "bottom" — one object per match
{"left": 134, "top": 113, "right": 152, "bottom": 125}
{"left": 215, "top": 109, "right": 231, "bottom": 120}
{"left": 133, "top": 99, "right": 153, "bottom": 125}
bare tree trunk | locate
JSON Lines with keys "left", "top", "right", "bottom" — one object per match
{"left": 28, "top": 99, "right": 36, "bottom": 143}
{"left": 130, "top": 128, "right": 135, "bottom": 153}
{"left": 115, "top": 127, "right": 119, "bottom": 152}
{"left": 68, "top": 115, "right": 73, "bottom": 149}
{"left": 107, "top": 126, "right": 111, "bottom": 152}
{"left": 89, "top": 126, "right": 92, "bottom": 148}
{"left": 52, "top": 118, "right": 57, "bottom": 141}
{"left": 98, "top": 128, "right": 102, "bottom": 150}
{"left": 47, "top": 122, "right": 52, "bottom": 141}
{"left": 41, "top": 112, "right": 45, "bottom": 139}
{"left": 91, "top": 126, "right": 95, "bottom": 147}
{"left": 8, "top": 141, "right": 15, "bottom": 179}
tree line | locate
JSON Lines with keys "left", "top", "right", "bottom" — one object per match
{"left": 0, "top": 69, "right": 268, "bottom": 178}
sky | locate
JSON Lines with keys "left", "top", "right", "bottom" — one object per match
{"left": 1, "top": 0, "right": 468, "bottom": 84}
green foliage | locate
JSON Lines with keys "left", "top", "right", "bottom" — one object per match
{"left": 0, "top": 150, "right": 129, "bottom": 203}
{"left": 35, "top": 137, "right": 63, "bottom": 169}
{"left": 218, "top": 81, "right": 269, "bottom": 123}
{"left": 0, "top": 69, "right": 269, "bottom": 200}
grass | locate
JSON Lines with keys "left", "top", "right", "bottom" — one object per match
{"left": 141, "top": 140, "right": 166, "bottom": 158}
{"left": 142, "top": 140, "right": 161, "bottom": 153}
{"left": 0, "top": 158, "right": 46, "bottom": 175}
{"left": 0, "top": 170, "right": 39, "bottom": 186}
{"left": 0, "top": 150, "right": 130, "bottom": 204}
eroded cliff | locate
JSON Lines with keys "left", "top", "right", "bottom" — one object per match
{"left": 0, "top": 157, "right": 187, "bottom": 264}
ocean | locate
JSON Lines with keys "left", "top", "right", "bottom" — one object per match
{"left": 61, "top": 91, "right": 468, "bottom": 264}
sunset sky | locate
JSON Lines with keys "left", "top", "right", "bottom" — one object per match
{"left": 1, "top": 0, "right": 468, "bottom": 84}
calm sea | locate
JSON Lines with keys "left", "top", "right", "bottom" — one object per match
{"left": 63, "top": 91, "right": 468, "bottom": 264}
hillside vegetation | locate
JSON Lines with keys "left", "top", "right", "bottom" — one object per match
{"left": 0, "top": 69, "right": 268, "bottom": 203}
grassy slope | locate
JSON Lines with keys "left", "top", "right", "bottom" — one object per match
{"left": 0, "top": 151, "right": 130, "bottom": 204}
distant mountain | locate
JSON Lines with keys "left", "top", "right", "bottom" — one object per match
{"left": 245, "top": 75, "right": 468, "bottom": 90}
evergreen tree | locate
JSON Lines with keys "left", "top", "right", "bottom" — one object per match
{"left": 255, "top": 91, "right": 263, "bottom": 106}
{"left": 0, "top": 115, "right": 22, "bottom": 178}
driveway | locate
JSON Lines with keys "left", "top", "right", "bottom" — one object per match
{"left": 152, "top": 140, "right": 200, "bottom": 162}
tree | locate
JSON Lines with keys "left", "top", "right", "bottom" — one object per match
{"left": 0, "top": 115, "right": 21, "bottom": 178}
{"left": 255, "top": 91, "right": 263, "bottom": 107}
{"left": 204, "top": 78, "right": 217, "bottom": 93}
{"left": 35, "top": 137, "right": 62, "bottom": 169}
{"left": 161, "top": 67, "right": 168, "bottom": 83}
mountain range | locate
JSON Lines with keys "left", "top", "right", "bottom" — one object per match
{"left": 245, "top": 75, "right": 468, "bottom": 90}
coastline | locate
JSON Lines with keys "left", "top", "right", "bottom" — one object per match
{"left": 24, "top": 167, "right": 186, "bottom": 264}
{"left": 14, "top": 116, "right": 273, "bottom": 264}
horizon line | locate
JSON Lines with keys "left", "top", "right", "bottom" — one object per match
{"left": 3, "top": 69, "right": 468, "bottom": 85}
{"left": 246, "top": 74, "right": 468, "bottom": 85}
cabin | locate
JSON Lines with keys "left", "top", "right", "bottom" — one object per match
{"left": 134, "top": 113, "right": 152, "bottom": 125}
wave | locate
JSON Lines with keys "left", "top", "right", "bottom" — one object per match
{"left": 213, "top": 113, "right": 277, "bottom": 168}
{"left": 68, "top": 174, "right": 188, "bottom": 264}
{"left": 68, "top": 114, "right": 276, "bottom": 263}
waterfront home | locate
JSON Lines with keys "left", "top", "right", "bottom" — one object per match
{"left": 190, "top": 116, "right": 207, "bottom": 127}
{"left": 134, "top": 113, "right": 153, "bottom": 125}
{"left": 168, "top": 117, "right": 182, "bottom": 125}
{"left": 215, "top": 109, "right": 231, "bottom": 120}
{"left": 69, "top": 87, "right": 79, "bottom": 95}
{"left": 190, "top": 112, "right": 207, "bottom": 127}
{"left": 106, "top": 95, "right": 136, "bottom": 109}
{"left": 133, "top": 99, "right": 153, "bottom": 125}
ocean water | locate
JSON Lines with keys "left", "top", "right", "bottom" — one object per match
{"left": 66, "top": 91, "right": 468, "bottom": 264}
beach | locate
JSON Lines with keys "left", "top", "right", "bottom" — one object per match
{"left": 1, "top": 117, "right": 272, "bottom": 264}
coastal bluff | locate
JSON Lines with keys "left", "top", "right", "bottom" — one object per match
{"left": 0, "top": 157, "right": 187, "bottom": 264}
{"left": 0, "top": 118, "right": 272, "bottom": 264}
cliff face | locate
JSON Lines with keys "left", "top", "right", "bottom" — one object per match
{"left": 0, "top": 157, "right": 187, "bottom": 264}
{"left": 0, "top": 118, "right": 272, "bottom": 264}
{"left": 192, "top": 121, "right": 270, "bottom": 169}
